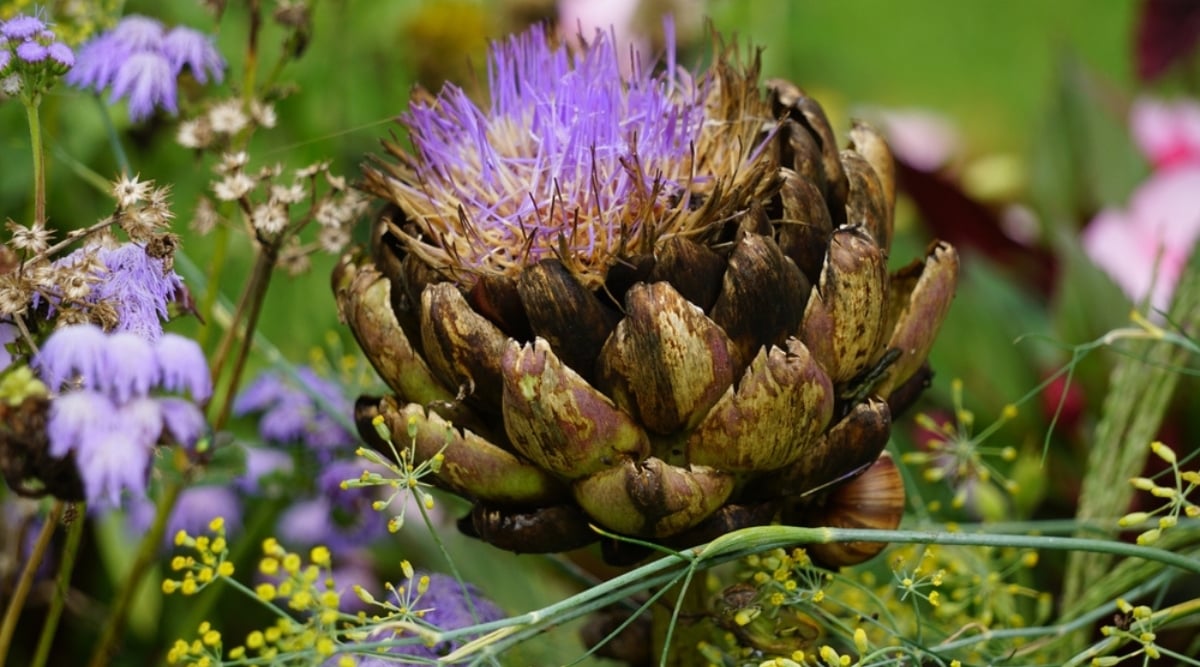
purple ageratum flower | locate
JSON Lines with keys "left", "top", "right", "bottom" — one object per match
{"left": 394, "top": 23, "right": 706, "bottom": 282}
{"left": 38, "top": 325, "right": 211, "bottom": 509}
{"left": 16, "top": 39, "right": 47, "bottom": 63}
{"left": 233, "top": 366, "right": 355, "bottom": 451}
{"left": 109, "top": 51, "right": 176, "bottom": 121}
{"left": 1, "top": 15, "right": 46, "bottom": 40}
{"left": 162, "top": 26, "right": 224, "bottom": 85}
{"left": 49, "top": 242, "right": 187, "bottom": 341}
{"left": 276, "top": 461, "right": 388, "bottom": 550}
{"left": 67, "top": 14, "right": 224, "bottom": 122}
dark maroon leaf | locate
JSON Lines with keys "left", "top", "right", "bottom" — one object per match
{"left": 895, "top": 158, "right": 1057, "bottom": 297}
{"left": 1136, "top": 0, "right": 1200, "bottom": 81}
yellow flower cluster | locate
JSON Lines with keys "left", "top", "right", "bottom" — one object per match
{"left": 162, "top": 517, "right": 235, "bottom": 597}
{"left": 165, "top": 621, "right": 225, "bottom": 667}
{"left": 346, "top": 414, "right": 444, "bottom": 533}
{"left": 231, "top": 539, "right": 346, "bottom": 662}
{"left": 1092, "top": 598, "right": 1162, "bottom": 666}
{"left": 1119, "top": 441, "right": 1200, "bottom": 545}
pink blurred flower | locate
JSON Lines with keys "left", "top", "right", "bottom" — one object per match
{"left": 1082, "top": 164, "right": 1200, "bottom": 312}
{"left": 1130, "top": 96, "right": 1200, "bottom": 169}
{"left": 874, "top": 109, "right": 961, "bottom": 172}
{"left": 557, "top": 0, "right": 647, "bottom": 77}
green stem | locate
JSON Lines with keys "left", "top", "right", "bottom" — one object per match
{"left": 24, "top": 93, "right": 46, "bottom": 226}
{"left": 196, "top": 223, "right": 230, "bottom": 350}
{"left": 30, "top": 503, "right": 87, "bottom": 667}
{"left": 0, "top": 502, "right": 64, "bottom": 667}
{"left": 94, "top": 95, "right": 130, "bottom": 176}
{"left": 86, "top": 479, "right": 185, "bottom": 667}
{"left": 212, "top": 243, "right": 278, "bottom": 431}
{"left": 1061, "top": 245, "right": 1200, "bottom": 647}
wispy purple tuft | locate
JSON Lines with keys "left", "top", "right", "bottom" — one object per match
{"left": 67, "top": 14, "right": 224, "bottom": 122}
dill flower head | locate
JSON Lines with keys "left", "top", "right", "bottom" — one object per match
{"left": 363, "top": 23, "right": 773, "bottom": 290}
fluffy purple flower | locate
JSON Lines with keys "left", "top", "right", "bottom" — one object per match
{"left": 49, "top": 242, "right": 186, "bottom": 340}
{"left": 162, "top": 26, "right": 224, "bottom": 85}
{"left": 1, "top": 322, "right": 19, "bottom": 370}
{"left": 109, "top": 51, "right": 176, "bottom": 121}
{"left": 1, "top": 15, "right": 45, "bottom": 40}
{"left": 234, "top": 366, "right": 355, "bottom": 451}
{"left": 46, "top": 42, "right": 73, "bottom": 68}
{"left": 37, "top": 325, "right": 212, "bottom": 509}
{"left": 67, "top": 14, "right": 224, "bottom": 122}
{"left": 276, "top": 462, "right": 387, "bottom": 550}
{"left": 16, "top": 40, "right": 47, "bottom": 63}
{"left": 169, "top": 485, "right": 242, "bottom": 539}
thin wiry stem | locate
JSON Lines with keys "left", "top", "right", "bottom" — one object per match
{"left": 0, "top": 502, "right": 64, "bottom": 667}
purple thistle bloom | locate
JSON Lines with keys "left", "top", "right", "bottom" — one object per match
{"left": 162, "top": 26, "right": 224, "bottom": 84}
{"left": 109, "top": 51, "right": 176, "bottom": 121}
{"left": 392, "top": 23, "right": 706, "bottom": 285}
{"left": 1, "top": 15, "right": 45, "bottom": 40}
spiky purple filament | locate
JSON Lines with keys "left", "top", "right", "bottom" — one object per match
{"left": 399, "top": 24, "right": 707, "bottom": 282}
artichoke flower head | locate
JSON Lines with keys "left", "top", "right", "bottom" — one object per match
{"left": 339, "top": 21, "right": 959, "bottom": 565}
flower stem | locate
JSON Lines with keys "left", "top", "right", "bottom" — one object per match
{"left": 30, "top": 503, "right": 87, "bottom": 667}
{"left": 0, "top": 501, "right": 64, "bottom": 667}
{"left": 212, "top": 242, "right": 278, "bottom": 430}
{"left": 23, "top": 93, "right": 46, "bottom": 226}
{"left": 86, "top": 478, "right": 185, "bottom": 667}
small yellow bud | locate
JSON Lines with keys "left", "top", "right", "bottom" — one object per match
{"left": 1091, "top": 658, "right": 1120, "bottom": 667}
{"left": 256, "top": 583, "right": 277, "bottom": 600}
{"left": 316, "top": 637, "right": 335, "bottom": 656}
{"left": 260, "top": 557, "right": 279, "bottom": 576}
{"left": 1159, "top": 515, "right": 1177, "bottom": 529}
{"left": 217, "top": 561, "right": 235, "bottom": 577}
{"left": 171, "top": 556, "right": 188, "bottom": 571}
{"left": 175, "top": 530, "right": 189, "bottom": 546}
{"left": 1137, "top": 529, "right": 1162, "bottom": 545}
{"left": 1118, "top": 512, "right": 1151, "bottom": 527}
{"left": 162, "top": 579, "right": 179, "bottom": 594}
{"left": 1001, "top": 404, "right": 1018, "bottom": 420}
{"left": 180, "top": 578, "right": 198, "bottom": 595}
{"left": 246, "top": 630, "right": 264, "bottom": 649}
{"left": 208, "top": 517, "right": 225, "bottom": 533}
{"left": 928, "top": 591, "right": 941, "bottom": 607}
{"left": 210, "top": 537, "right": 226, "bottom": 553}
{"left": 1150, "top": 441, "right": 1176, "bottom": 465}
{"left": 853, "top": 627, "right": 868, "bottom": 653}
{"left": 203, "top": 629, "right": 221, "bottom": 646}
{"left": 282, "top": 553, "right": 302, "bottom": 574}
{"left": 228, "top": 646, "right": 245, "bottom": 659}
{"left": 1130, "top": 477, "right": 1157, "bottom": 491}
{"left": 311, "top": 545, "right": 331, "bottom": 567}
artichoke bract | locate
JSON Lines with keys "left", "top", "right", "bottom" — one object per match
{"left": 336, "top": 23, "right": 958, "bottom": 565}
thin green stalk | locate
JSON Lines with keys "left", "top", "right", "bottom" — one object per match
{"left": 1062, "top": 246, "right": 1200, "bottom": 644}
{"left": 212, "top": 243, "right": 278, "bottom": 430}
{"left": 30, "top": 503, "right": 87, "bottom": 667}
{"left": 23, "top": 94, "right": 46, "bottom": 226}
{"left": 0, "top": 502, "right": 64, "bottom": 667}
{"left": 94, "top": 95, "right": 130, "bottom": 176}
{"left": 86, "top": 478, "right": 185, "bottom": 667}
